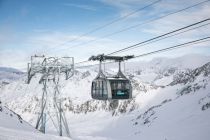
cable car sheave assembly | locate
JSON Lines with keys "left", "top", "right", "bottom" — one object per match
{"left": 89, "top": 54, "right": 134, "bottom": 100}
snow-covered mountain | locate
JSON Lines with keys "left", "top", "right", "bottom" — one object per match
{"left": 0, "top": 67, "right": 24, "bottom": 89}
{"left": 0, "top": 54, "right": 210, "bottom": 140}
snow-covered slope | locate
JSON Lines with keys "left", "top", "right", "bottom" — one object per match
{"left": 0, "top": 127, "right": 71, "bottom": 140}
{"left": 0, "top": 54, "right": 210, "bottom": 140}
{"left": 0, "top": 100, "right": 35, "bottom": 132}
{"left": 0, "top": 99, "right": 72, "bottom": 140}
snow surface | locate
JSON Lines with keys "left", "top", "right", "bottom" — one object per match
{"left": 0, "top": 126, "right": 71, "bottom": 140}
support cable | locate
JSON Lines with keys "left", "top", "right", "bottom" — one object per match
{"left": 75, "top": 18, "right": 210, "bottom": 66}
{"left": 75, "top": 36, "right": 210, "bottom": 69}
{"left": 107, "top": 18, "right": 210, "bottom": 55}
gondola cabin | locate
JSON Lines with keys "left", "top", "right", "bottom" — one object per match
{"left": 89, "top": 54, "right": 134, "bottom": 100}
{"left": 91, "top": 77, "right": 132, "bottom": 100}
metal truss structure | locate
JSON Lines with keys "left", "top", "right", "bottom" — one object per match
{"left": 27, "top": 55, "right": 74, "bottom": 138}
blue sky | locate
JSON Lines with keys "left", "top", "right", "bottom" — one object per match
{"left": 0, "top": 0, "right": 210, "bottom": 69}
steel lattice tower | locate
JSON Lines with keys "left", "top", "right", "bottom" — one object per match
{"left": 27, "top": 55, "right": 74, "bottom": 138}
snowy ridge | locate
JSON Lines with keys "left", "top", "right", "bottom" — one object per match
{"left": 0, "top": 54, "right": 210, "bottom": 140}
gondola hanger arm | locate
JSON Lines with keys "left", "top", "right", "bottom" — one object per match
{"left": 89, "top": 54, "right": 134, "bottom": 62}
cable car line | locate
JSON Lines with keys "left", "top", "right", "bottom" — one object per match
{"left": 46, "top": 0, "right": 161, "bottom": 53}
{"left": 75, "top": 36, "right": 210, "bottom": 69}
{"left": 134, "top": 36, "right": 210, "bottom": 58}
{"left": 56, "top": 0, "right": 210, "bottom": 53}
{"left": 112, "top": 22, "right": 210, "bottom": 54}
{"left": 75, "top": 18, "right": 210, "bottom": 65}
{"left": 107, "top": 18, "right": 210, "bottom": 55}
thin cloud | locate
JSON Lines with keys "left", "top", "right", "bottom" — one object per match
{"left": 62, "top": 3, "right": 97, "bottom": 11}
{"left": 142, "top": 4, "right": 210, "bottom": 36}
{"left": 100, "top": 0, "right": 153, "bottom": 18}
{"left": 100, "top": 0, "right": 146, "bottom": 9}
